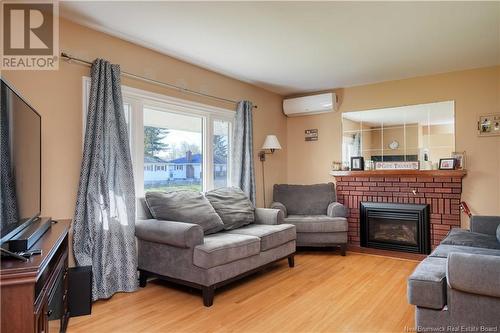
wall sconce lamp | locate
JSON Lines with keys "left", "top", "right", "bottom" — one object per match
{"left": 259, "top": 135, "right": 282, "bottom": 161}
{"left": 259, "top": 135, "right": 282, "bottom": 207}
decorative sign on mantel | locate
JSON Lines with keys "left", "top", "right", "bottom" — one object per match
{"left": 375, "top": 161, "right": 420, "bottom": 170}
{"left": 305, "top": 129, "right": 318, "bottom": 141}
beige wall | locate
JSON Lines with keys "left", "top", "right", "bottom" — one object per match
{"left": 2, "top": 17, "right": 499, "bottom": 231}
{"left": 287, "top": 66, "right": 500, "bottom": 226}
{"left": 2, "top": 18, "right": 287, "bottom": 223}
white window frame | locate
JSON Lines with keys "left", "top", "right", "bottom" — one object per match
{"left": 82, "top": 77, "right": 234, "bottom": 197}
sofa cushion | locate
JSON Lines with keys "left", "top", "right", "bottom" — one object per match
{"left": 145, "top": 191, "right": 224, "bottom": 235}
{"left": 226, "top": 224, "right": 296, "bottom": 251}
{"left": 137, "top": 197, "right": 153, "bottom": 219}
{"left": 193, "top": 233, "right": 260, "bottom": 269}
{"left": 447, "top": 252, "right": 500, "bottom": 298}
{"left": 407, "top": 257, "right": 447, "bottom": 310}
{"left": 284, "top": 215, "right": 348, "bottom": 233}
{"left": 497, "top": 224, "right": 500, "bottom": 243}
{"left": 205, "top": 187, "right": 255, "bottom": 230}
{"left": 430, "top": 244, "right": 500, "bottom": 259}
{"left": 440, "top": 228, "right": 500, "bottom": 250}
{"left": 273, "top": 183, "right": 336, "bottom": 215}
{"left": 470, "top": 215, "right": 500, "bottom": 235}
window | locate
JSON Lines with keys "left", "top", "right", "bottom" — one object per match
{"left": 83, "top": 77, "right": 234, "bottom": 197}
{"left": 143, "top": 108, "right": 203, "bottom": 192}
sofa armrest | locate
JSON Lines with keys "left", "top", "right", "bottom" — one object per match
{"left": 135, "top": 219, "right": 204, "bottom": 248}
{"left": 327, "top": 202, "right": 348, "bottom": 218}
{"left": 470, "top": 215, "right": 500, "bottom": 235}
{"left": 255, "top": 208, "right": 284, "bottom": 225}
{"left": 270, "top": 202, "right": 287, "bottom": 218}
{"left": 447, "top": 252, "right": 500, "bottom": 298}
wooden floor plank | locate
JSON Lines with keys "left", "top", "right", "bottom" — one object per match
{"left": 67, "top": 252, "right": 418, "bottom": 333}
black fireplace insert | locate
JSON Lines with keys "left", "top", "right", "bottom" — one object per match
{"left": 360, "top": 202, "right": 430, "bottom": 254}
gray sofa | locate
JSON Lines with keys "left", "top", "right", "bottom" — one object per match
{"left": 408, "top": 215, "right": 500, "bottom": 331}
{"left": 135, "top": 192, "right": 296, "bottom": 307}
{"left": 270, "top": 183, "right": 348, "bottom": 255}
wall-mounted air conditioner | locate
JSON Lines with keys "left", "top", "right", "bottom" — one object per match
{"left": 283, "top": 92, "right": 337, "bottom": 117}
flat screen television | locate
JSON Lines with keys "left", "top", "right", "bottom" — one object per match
{"left": 0, "top": 78, "right": 41, "bottom": 244}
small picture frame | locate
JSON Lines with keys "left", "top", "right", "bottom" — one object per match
{"left": 451, "top": 151, "right": 466, "bottom": 170}
{"left": 478, "top": 113, "right": 500, "bottom": 137}
{"left": 439, "top": 158, "right": 456, "bottom": 170}
{"left": 350, "top": 156, "right": 364, "bottom": 171}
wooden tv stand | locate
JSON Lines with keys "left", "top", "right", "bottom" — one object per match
{"left": 1, "top": 219, "right": 70, "bottom": 333}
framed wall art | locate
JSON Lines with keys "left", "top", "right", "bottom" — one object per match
{"left": 478, "top": 113, "right": 500, "bottom": 137}
{"left": 305, "top": 129, "right": 318, "bottom": 141}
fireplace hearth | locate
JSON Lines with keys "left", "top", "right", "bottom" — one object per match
{"left": 360, "top": 202, "right": 430, "bottom": 254}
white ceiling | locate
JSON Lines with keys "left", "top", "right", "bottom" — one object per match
{"left": 61, "top": 1, "right": 500, "bottom": 95}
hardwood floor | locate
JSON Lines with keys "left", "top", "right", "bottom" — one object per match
{"left": 67, "top": 251, "right": 419, "bottom": 333}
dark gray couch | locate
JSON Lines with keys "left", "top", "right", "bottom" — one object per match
{"left": 270, "top": 183, "right": 348, "bottom": 255}
{"left": 135, "top": 197, "right": 296, "bottom": 306}
{"left": 408, "top": 216, "right": 500, "bottom": 331}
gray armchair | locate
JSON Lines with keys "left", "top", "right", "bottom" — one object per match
{"left": 271, "top": 183, "right": 348, "bottom": 255}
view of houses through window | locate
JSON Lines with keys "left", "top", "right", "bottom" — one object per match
{"left": 143, "top": 108, "right": 204, "bottom": 192}
{"left": 142, "top": 108, "right": 231, "bottom": 193}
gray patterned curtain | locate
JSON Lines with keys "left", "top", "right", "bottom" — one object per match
{"left": 231, "top": 101, "right": 256, "bottom": 204}
{"left": 0, "top": 82, "right": 19, "bottom": 228}
{"left": 73, "top": 59, "right": 137, "bottom": 300}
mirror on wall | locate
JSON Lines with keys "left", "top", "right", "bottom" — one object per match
{"left": 342, "top": 101, "right": 455, "bottom": 169}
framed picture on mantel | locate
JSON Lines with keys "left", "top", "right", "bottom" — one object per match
{"left": 350, "top": 156, "right": 364, "bottom": 170}
{"left": 439, "top": 158, "right": 457, "bottom": 170}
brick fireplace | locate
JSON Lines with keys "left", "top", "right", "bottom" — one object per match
{"left": 331, "top": 170, "right": 467, "bottom": 249}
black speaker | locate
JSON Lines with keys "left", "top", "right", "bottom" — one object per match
{"left": 68, "top": 266, "right": 92, "bottom": 317}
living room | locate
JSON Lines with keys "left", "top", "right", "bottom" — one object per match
{"left": 0, "top": 2, "right": 499, "bottom": 333}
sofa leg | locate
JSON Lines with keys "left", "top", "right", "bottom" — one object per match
{"left": 202, "top": 286, "right": 214, "bottom": 307}
{"left": 340, "top": 244, "right": 347, "bottom": 256}
{"left": 139, "top": 270, "right": 148, "bottom": 288}
{"left": 288, "top": 254, "right": 295, "bottom": 268}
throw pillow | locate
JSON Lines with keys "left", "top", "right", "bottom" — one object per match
{"left": 145, "top": 191, "right": 224, "bottom": 235}
{"left": 497, "top": 224, "right": 500, "bottom": 243}
{"left": 205, "top": 187, "right": 255, "bottom": 230}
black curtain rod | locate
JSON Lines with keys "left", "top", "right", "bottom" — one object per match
{"left": 60, "top": 52, "right": 257, "bottom": 109}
